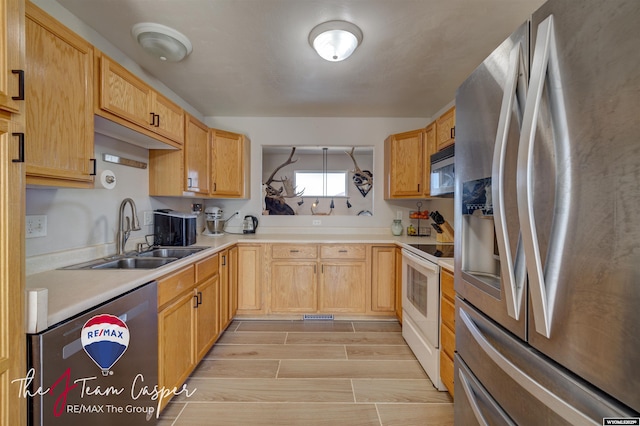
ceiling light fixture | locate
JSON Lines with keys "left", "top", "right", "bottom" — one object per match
{"left": 309, "top": 20, "right": 363, "bottom": 62}
{"left": 131, "top": 23, "right": 192, "bottom": 62}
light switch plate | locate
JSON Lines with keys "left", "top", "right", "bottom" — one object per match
{"left": 143, "top": 211, "right": 154, "bottom": 226}
{"left": 26, "top": 215, "right": 47, "bottom": 238}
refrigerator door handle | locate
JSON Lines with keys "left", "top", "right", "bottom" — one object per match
{"left": 491, "top": 42, "right": 528, "bottom": 321}
{"left": 517, "top": 14, "right": 570, "bottom": 338}
{"left": 460, "top": 308, "right": 596, "bottom": 425}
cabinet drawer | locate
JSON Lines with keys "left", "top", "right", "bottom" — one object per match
{"left": 320, "top": 244, "right": 366, "bottom": 260}
{"left": 271, "top": 244, "right": 317, "bottom": 259}
{"left": 158, "top": 266, "right": 195, "bottom": 308}
{"left": 441, "top": 268, "right": 454, "bottom": 302}
{"left": 440, "top": 350, "right": 455, "bottom": 397}
{"left": 440, "top": 321, "right": 455, "bottom": 359}
{"left": 195, "top": 253, "right": 219, "bottom": 282}
{"left": 441, "top": 295, "right": 455, "bottom": 330}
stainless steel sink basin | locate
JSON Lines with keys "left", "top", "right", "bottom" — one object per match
{"left": 137, "top": 247, "right": 205, "bottom": 259}
{"left": 90, "top": 257, "right": 177, "bottom": 270}
{"left": 60, "top": 246, "right": 207, "bottom": 270}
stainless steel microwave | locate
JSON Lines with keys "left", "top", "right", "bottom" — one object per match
{"left": 430, "top": 144, "right": 454, "bottom": 196}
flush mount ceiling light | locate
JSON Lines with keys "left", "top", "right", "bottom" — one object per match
{"left": 309, "top": 20, "right": 363, "bottom": 62}
{"left": 131, "top": 23, "right": 192, "bottom": 62}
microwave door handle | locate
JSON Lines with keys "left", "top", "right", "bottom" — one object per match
{"left": 491, "top": 42, "right": 527, "bottom": 320}
{"left": 517, "top": 15, "right": 570, "bottom": 339}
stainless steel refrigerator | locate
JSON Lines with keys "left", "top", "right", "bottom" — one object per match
{"left": 453, "top": 0, "right": 640, "bottom": 424}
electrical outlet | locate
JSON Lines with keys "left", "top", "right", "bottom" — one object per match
{"left": 312, "top": 219, "right": 321, "bottom": 226}
{"left": 26, "top": 215, "right": 47, "bottom": 238}
{"left": 143, "top": 211, "right": 154, "bottom": 226}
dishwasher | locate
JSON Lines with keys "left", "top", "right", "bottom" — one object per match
{"left": 27, "top": 281, "right": 158, "bottom": 425}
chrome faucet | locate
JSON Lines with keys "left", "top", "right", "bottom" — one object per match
{"left": 116, "top": 198, "right": 141, "bottom": 255}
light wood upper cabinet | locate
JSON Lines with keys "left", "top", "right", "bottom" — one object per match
{"left": 150, "top": 123, "right": 251, "bottom": 199}
{"left": 436, "top": 106, "right": 455, "bottom": 151}
{"left": 96, "top": 53, "right": 184, "bottom": 146}
{"left": 184, "top": 114, "right": 210, "bottom": 194}
{"left": 384, "top": 123, "right": 437, "bottom": 199}
{"left": 384, "top": 128, "right": 425, "bottom": 199}
{"left": 211, "top": 129, "right": 250, "bottom": 198}
{"left": 0, "top": 0, "right": 24, "bottom": 114}
{"left": 25, "top": 1, "right": 95, "bottom": 188}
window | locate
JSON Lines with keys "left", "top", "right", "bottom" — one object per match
{"left": 294, "top": 171, "right": 347, "bottom": 197}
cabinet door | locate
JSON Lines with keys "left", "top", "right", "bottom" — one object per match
{"left": 319, "top": 261, "right": 367, "bottom": 313}
{"left": 0, "top": 0, "right": 23, "bottom": 114}
{"left": 184, "top": 114, "right": 210, "bottom": 194}
{"left": 237, "top": 245, "right": 263, "bottom": 313}
{"left": 384, "top": 129, "right": 425, "bottom": 198}
{"left": 0, "top": 118, "right": 25, "bottom": 426}
{"left": 371, "top": 246, "right": 396, "bottom": 313}
{"left": 423, "top": 122, "right": 437, "bottom": 197}
{"left": 228, "top": 246, "right": 239, "bottom": 318}
{"left": 99, "top": 55, "right": 152, "bottom": 129}
{"left": 195, "top": 276, "right": 220, "bottom": 360}
{"left": 211, "top": 129, "right": 246, "bottom": 197}
{"left": 218, "top": 249, "right": 230, "bottom": 328}
{"left": 151, "top": 91, "right": 184, "bottom": 144}
{"left": 271, "top": 261, "right": 317, "bottom": 313}
{"left": 158, "top": 292, "right": 195, "bottom": 409}
{"left": 436, "top": 106, "right": 455, "bottom": 151}
{"left": 25, "top": 2, "right": 94, "bottom": 186}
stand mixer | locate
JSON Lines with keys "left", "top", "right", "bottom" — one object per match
{"left": 204, "top": 207, "right": 225, "bottom": 236}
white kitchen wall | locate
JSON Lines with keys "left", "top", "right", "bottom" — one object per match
{"left": 205, "top": 116, "right": 454, "bottom": 235}
{"left": 25, "top": 135, "right": 194, "bottom": 259}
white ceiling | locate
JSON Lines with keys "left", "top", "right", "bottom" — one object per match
{"left": 57, "top": 0, "right": 545, "bottom": 118}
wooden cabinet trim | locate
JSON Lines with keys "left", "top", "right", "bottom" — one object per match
{"left": 195, "top": 253, "right": 219, "bottom": 282}
{"left": 272, "top": 244, "right": 318, "bottom": 259}
{"left": 320, "top": 244, "right": 366, "bottom": 260}
{"left": 158, "top": 265, "right": 196, "bottom": 309}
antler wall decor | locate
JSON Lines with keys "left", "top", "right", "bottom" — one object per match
{"left": 346, "top": 147, "right": 373, "bottom": 197}
{"left": 263, "top": 147, "right": 303, "bottom": 215}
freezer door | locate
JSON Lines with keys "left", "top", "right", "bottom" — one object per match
{"left": 456, "top": 298, "right": 636, "bottom": 425}
{"left": 454, "top": 355, "right": 516, "bottom": 426}
{"left": 454, "top": 22, "right": 529, "bottom": 340}
{"left": 520, "top": 0, "right": 640, "bottom": 412}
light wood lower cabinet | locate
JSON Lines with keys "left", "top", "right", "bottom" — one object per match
{"left": 236, "top": 244, "right": 264, "bottom": 314}
{"left": 258, "top": 243, "right": 399, "bottom": 317}
{"left": 157, "top": 252, "right": 221, "bottom": 411}
{"left": 440, "top": 266, "right": 455, "bottom": 398}
{"left": 371, "top": 245, "right": 397, "bottom": 313}
{"left": 319, "top": 261, "right": 367, "bottom": 313}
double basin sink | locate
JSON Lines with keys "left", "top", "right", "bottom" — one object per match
{"left": 62, "top": 247, "right": 206, "bottom": 270}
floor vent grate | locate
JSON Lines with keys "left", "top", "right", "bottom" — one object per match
{"left": 303, "top": 314, "right": 334, "bottom": 321}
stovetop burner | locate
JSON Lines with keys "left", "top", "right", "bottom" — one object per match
{"left": 408, "top": 244, "right": 454, "bottom": 258}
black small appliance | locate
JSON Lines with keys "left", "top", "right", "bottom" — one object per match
{"left": 154, "top": 209, "right": 197, "bottom": 246}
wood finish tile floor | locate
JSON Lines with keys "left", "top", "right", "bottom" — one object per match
{"left": 157, "top": 320, "right": 453, "bottom": 426}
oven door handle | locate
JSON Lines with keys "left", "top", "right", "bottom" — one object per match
{"left": 401, "top": 249, "right": 439, "bottom": 273}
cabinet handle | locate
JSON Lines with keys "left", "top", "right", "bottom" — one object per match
{"left": 451, "top": 126, "right": 455, "bottom": 139}
{"left": 11, "top": 70, "right": 25, "bottom": 100}
{"left": 321, "top": 264, "right": 324, "bottom": 274}
{"left": 417, "top": 184, "right": 420, "bottom": 192}
{"left": 187, "top": 177, "right": 192, "bottom": 188}
{"left": 222, "top": 255, "right": 226, "bottom": 266}
{"left": 213, "top": 182, "right": 217, "bottom": 192}
{"left": 90, "top": 158, "right": 96, "bottom": 175}
{"left": 197, "top": 291, "right": 203, "bottom": 305}
{"left": 338, "top": 250, "right": 348, "bottom": 253}
{"left": 193, "top": 294, "right": 199, "bottom": 308}
{"left": 314, "top": 264, "right": 317, "bottom": 274}
{"left": 11, "top": 133, "right": 24, "bottom": 163}
{"left": 149, "top": 113, "right": 155, "bottom": 126}
{"left": 290, "top": 249, "right": 299, "bottom": 253}
{"left": 155, "top": 114, "right": 160, "bottom": 127}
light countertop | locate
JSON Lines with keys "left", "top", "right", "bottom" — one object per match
{"left": 27, "top": 233, "right": 451, "bottom": 331}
